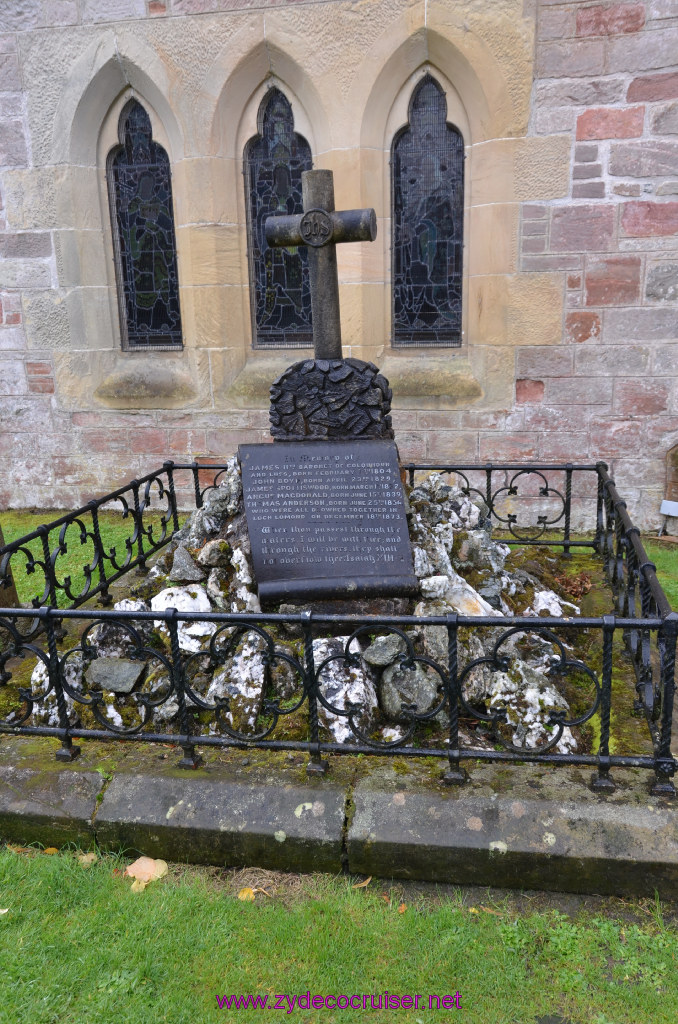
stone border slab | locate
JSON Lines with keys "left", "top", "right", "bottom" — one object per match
{"left": 347, "top": 764, "right": 678, "bottom": 897}
{"left": 1, "top": 739, "right": 677, "bottom": 895}
{"left": 0, "top": 763, "right": 103, "bottom": 847}
{"left": 95, "top": 770, "right": 346, "bottom": 872}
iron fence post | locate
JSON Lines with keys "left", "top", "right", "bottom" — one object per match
{"left": 168, "top": 609, "right": 203, "bottom": 769}
{"left": 47, "top": 608, "right": 81, "bottom": 763}
{"left": 651, "top": 611, "right": 677, "bottom": 797}
{"left": 0, "top": 525, "right": 19, "bottom": 608}
{"left": 163, "top": 461, "right": 181, "bottom": 533}
{"left": 90, "top": 502, "right": 112, "bottom": 606}
{"left": 563, "top": 464, "right": 573, "bottom": 558}
{"left": 442, "top": 612, "right": 467, "bottom": 785}
{"left": 592, "top": 615, "right": 616, "bottom": 791}
{"left": 302, "top": 609, "right": 328, "bottom": 776}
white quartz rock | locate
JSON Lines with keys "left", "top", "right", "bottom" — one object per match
{"left": 150, "top": 585, "right": 216, "bottom": 652}
{"left": 313, "top": 637, "right": 378, "bottom": 744}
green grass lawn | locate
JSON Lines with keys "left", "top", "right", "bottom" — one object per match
{"left": 643, "top": 540, "right": 678, "bottom": 611}
{"left": 0, "top": 509, "right": 182, "bottom": 608}
{"left": 0, "top": 846, "right": 676, "bottom": 1024}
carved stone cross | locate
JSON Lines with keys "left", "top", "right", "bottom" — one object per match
{"left": 265, "top": 169, "right": 377, "bottom": 360}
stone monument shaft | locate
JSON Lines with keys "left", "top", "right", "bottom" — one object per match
{"left": 265, "top": 169, "right": 377, "bottom": 359}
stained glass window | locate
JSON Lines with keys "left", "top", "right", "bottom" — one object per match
{"left": 244, "top": 89, "right": 313, "bottom": 348}
{"left": 107, "top": 100, "right": 182, "bottom": 350}
{"left": 391, "top": 76, "right": 464, "bottom": 347}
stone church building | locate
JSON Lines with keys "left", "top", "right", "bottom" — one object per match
{"left": 0, "top": 0, "right": 676, "bottom": 527}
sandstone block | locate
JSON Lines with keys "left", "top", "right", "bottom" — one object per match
{"left": 588, "top": 418, "right": 643, "bottom": 455}
{"left": 545, "top": 376, "right": 613, "bottom": 406}
{"left": 0, "top": 358, "right": 27, "bottom": 396}
{"left": 575, "top": 143, "right": 599, "bottom": 163}
{"left": 656, "top": 181, "right": 678, "bottom": 195}
{"left": 27, "top": 378, "right": 55, "bottom": 394}
{"left": 0, "top": 120, "right": 28, "bottom": 167}
{"left": 584, "top": 256, "right": 641, "bottom": 305}
{"left": 80, "top": 0, "right": 146, "bottom": 21}
{"left": 627, "top": 71, "right": 678, "bottom": 101}
{"left": 574, "top": 345, "right": 650, "bottom": 375}
{"left": 576, "top": 2, "right": 645, "bottom": 36}
{"left": 550, "top": 205, "right": 616, "bottom": 252}
{"left": 577, "top": 106, "right": 644, "bottom": 140}
{"left": 535, "top": 77, "right": 626, "bottom": 106}
{"left": 652, "top": 102, "right": 678, "bottom": 134}
{"left": 537, "top": 40, "right": 605, "bottom": 78}
{"left": 0, "top": 259, "right": 51, "bottom": 289}
{"left": 607, "top": 26, "right": 678, "bottom": 72}
{"left": 521, "top": 404, "right": 589, "bottom": 433}
{"left": 538, "top": 432, "right": 591, "bottom": 462}
{"left": 565, "top": 311, "right": 601, "bottom": 343}
{"left": 646, "top": 262, "right": 678, "bottom": 300}
{"left": 604, "top": 306, "right": 678, "bottom": 341}
{"left": 515, "top": 136, "right": 571, "bottom": 200}
{"left": 0, "top": 54, "right": 20, "bottom": 91}
{"left": 613, "top": 182, "right": 643, "bottom": 196}
{"left": 516, "top": 379, "right": 545, "bottom": 404}
{"left": 0, "top": 327, "right": 26, "bottom": 351}
{"left": 573, "top": 163, "right": 603, "bottom": 179}
{"left": 539, "top": 7, "right": 576, "bottom": 40}
{"left": 653, "top": 343, "right": 678, "bottom": 374}
{"left": 41, "top": 1, "right": 79, "bottom": 25}
{"left": 0, "top": 232, "right": 52, "bottom": 258}
{"left": 572, "top": 182, "right": 606, "bottom": 198}
{"left": 622, "top": 200, "right": 678, "bottom": 235}
{"left": 479, "top": 432, "right": 539, "bottom": 460}
{"left": 613, "top": 378, "right": 670, "bottom": 415}
{"left": 521, "top": 254, "right": 582, "bottom": 272}
{"left": 610, "top": 141, "right": 678, "bottom": 177}
{"left": 515, "top": 347, "right": 573, "bottom": 378}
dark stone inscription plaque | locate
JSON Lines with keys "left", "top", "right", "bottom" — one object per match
{"left": 239, "top": 440, "right": 418, "bottom": 603}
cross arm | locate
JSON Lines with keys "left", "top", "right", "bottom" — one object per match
{"left": 265, "top": 208, "right": 377, "bottom": 248}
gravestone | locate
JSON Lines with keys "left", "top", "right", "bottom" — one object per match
{"left": 239, "top": 439, "right": 417, "bottom": 602}
{"left": 240, "top": 169, "right": 416, "bottom": 604}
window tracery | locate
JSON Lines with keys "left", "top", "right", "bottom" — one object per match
{"left": 391, "top": 76, "right": 465, "bottom": 347}
{"left": 107, "top": 100, "right": 182, "bottom": 350}
{"left": 244, "top": 88, "right": 313, "bottom": 348}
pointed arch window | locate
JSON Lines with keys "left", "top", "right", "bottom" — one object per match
{"left": 391, "top": 76, "right": 464, "bottom": 347}
{"left": 244, "top": 88, "right": 313, "bottom": 348}
{"left": 107, "top": 100, "right": 182, "bottom": 350}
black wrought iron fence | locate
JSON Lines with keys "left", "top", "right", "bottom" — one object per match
{"left": 0, "top": 461, "right": 675, "bottom": 796}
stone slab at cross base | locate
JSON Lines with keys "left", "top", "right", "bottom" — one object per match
{"left": 348, "top": 763, "right": 678, "bottom": 897}
{"left": 95, "top": 765, "right": 346, "bottom": 871}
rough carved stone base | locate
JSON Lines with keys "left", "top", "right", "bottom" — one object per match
{"left": 269, "top": 358, "right": 394, "bottom": 441}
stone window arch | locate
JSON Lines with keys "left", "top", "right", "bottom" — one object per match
{"left": 107, "top": 99, "right": 183, "bottom": 350}
{"left": 391, "top": 75, "right": 465, "bottom": 347}
{"left": 244, "top": 88, "right": 313, "bottom": 348}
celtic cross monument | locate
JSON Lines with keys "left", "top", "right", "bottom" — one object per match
{"left": 265, "top": 169, "right": 394, "bottom": 441}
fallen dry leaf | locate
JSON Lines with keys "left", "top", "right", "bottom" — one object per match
{"left": 397, "top": 903, "right": 407, "bottom": 914}
{"left": 78, "top": 852, "right": 98, "bottom": 868}
{"left": 480, "top": 905, "right": 502, "bottom": 917}
{"left": 43, "top": 848, "right": 59, "bottom": 856}
{"left": 0, "top": 909, "right": 8, "bottom": 915}
{"left": 6, "top": 845, "right": 33, "bottom": 856}
{"left": 237, "top": 887, "right": 256, "bottom": 902}
{"left": 124, "top": 856, "right": 168, "bottom": 892}
{"left": 351, "top": 876, "right": 372, "bottom": 889}
{"left": 253, "top": 887, "right": 272, "bottom": 898}
{"left": 469, "top": 907, "right": 479, "bottom": 914}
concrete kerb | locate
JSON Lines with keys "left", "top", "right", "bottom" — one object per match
{"left": 0, "top": 737, "right": 676, "bottom": 897}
